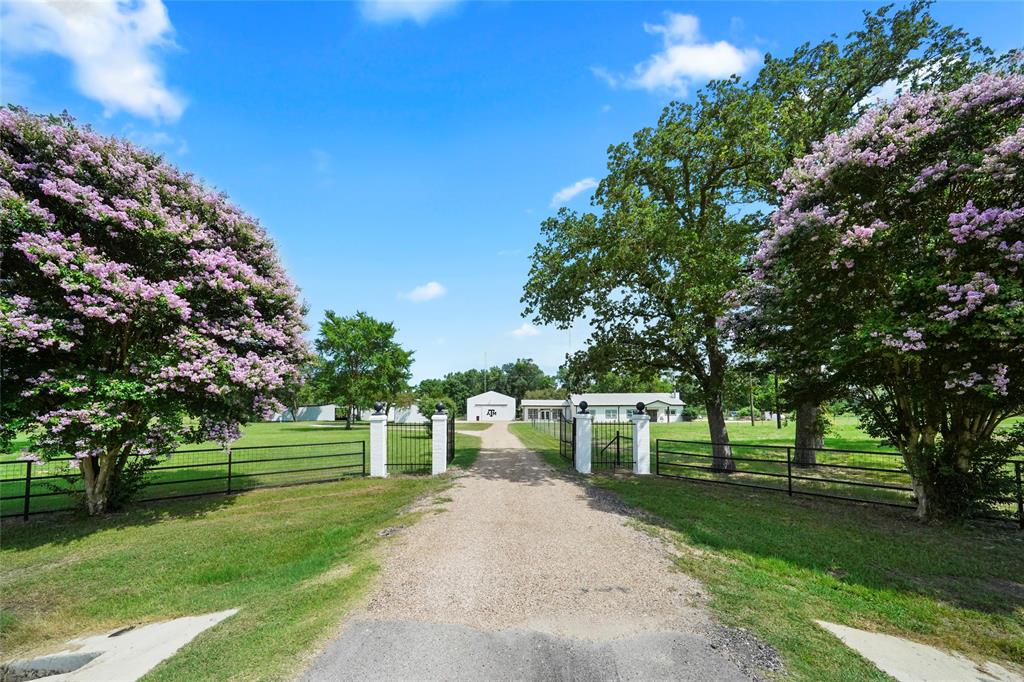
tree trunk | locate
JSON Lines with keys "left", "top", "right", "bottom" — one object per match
{"left": 346, "top": 404, "right": 354, "bottom": 429}
{"left": 793, "top": 401, "right": 824, "bottom": 466}
{"left": 705, "top": 399, "right": 736, "bottom": 472}
{"left": 80, "top": 454, "right": 111, "bottom": 515}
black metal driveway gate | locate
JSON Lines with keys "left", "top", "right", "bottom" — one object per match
{"left": 592, "top": 421, "right": 633, "bottom": 470}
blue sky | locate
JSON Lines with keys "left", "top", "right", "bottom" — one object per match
{"left": 2, "top": 0, "right": 1022, "bottom": 382}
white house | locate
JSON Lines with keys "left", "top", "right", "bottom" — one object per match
{"left": 520, "top": 399, "right": 570, "bottom": 421}
{"left": 269, "top": 404, "right": 336, "bottom": 422}
{"left": 466, "top": 391, "right": 516, "bottom": 421}
{"left": 571, "top": 393, "right": 686, "bottom": 422}
{"left": 519, "top": 393, "right": 687, "bottom": 422}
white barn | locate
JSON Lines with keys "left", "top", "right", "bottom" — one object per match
{"left": 466, "top": 391, "right": 516, "bottom": 422}
{"left": 269, "top": 404, "right": 336, "bottom": 422}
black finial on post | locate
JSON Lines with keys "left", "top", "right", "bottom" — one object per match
{"left": 578, "top": 400, "right": 589, "bottom": 414}
{"left": 373, "top": 402, "right": 384, "bottom": 415}
{"left": 635, "top": 401, "right": 646, "bottom": 414}
{"left": 435, "top": 401, "right": 446, "bottom": 414}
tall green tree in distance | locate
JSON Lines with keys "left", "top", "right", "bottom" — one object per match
{"left": 314, "top": 311, "right": 413, "bottom": 428}
{"left": 523, "top": 1, "right": 986, "bottom": 472}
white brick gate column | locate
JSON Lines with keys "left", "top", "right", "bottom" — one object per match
{"left": 369, "top": 403, "right": 388, "bottom": 478}
{"left": 574, "top": 405, "right": 593, "bottom": 475}
{"left": 631, "top": 405, "right": 651, "bottom": 475}
{"left": 431, "top": 404, "right": 448, "bottom": 476}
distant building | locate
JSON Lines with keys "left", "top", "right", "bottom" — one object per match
{"left": 520, "top": 399, "right": 571, "bottom": 421}
{"left": 519, "top": 393, "right": 687, "bottom": 423}
{"left": 268, "top": 404, "right": 336, "bottom": 422}
{"left": 572, "top": 393, "right": 686, "bottom": 422}
{"left": 466, "top": 391, "right": 516, "bottom": 421}
{"left": 357, "top": 404, "right": 428, "bottom": 423}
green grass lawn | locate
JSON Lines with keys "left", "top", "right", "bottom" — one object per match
{"left": 511, "top": 420, "right": 1024, "bottom": 680}
{"left": 651, "top": 414, "right": 895, "bottom": 451}
{"left": 0, "top": 430, "right": 482, "bottom": 680}
{"left": 0, "top": 476, "right": 447, "bottom": 681}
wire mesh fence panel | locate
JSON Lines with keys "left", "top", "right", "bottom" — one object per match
{"left": 655, "top": 440, "right": 917, "bottom": 508}
{"left": 0, "top": 458, "right": 82, "bottom": 518}
{"left": 592, "top": 421, "right": 633, "bottom": 470}
{"left": 1, "top": 441, "right": 367, "bottom": 519}
{"left": 387, "top": 422, "right": 432, "bottom": 473}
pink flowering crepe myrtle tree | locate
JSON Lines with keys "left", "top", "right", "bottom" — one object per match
{"left": 745, "top": 72, "right": 1024, "bottom": 519}
{"left": 0, "top": 109, "right": 309, "bottom": 515}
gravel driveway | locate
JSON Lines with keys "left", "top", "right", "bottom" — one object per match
{"left": 299, "top": 422, "right": 762, "bottom": 681}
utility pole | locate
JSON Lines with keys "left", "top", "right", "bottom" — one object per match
{"left": 775, "top": 374, "right": 782, "bottom": 429}
{"left": 484, "top": 352, "right": 488, "bottom": 392}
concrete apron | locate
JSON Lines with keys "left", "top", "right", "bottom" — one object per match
{"left": 2, "top": 610, "right": 237, "bottom": 682}
{"left": 816, "top": 621, "right": 1023, "bottom": 682}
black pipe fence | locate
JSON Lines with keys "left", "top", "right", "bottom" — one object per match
{"left": 655, "top": 439, "right": 1024, "bottom": 527}
{"left": 387, "top": 422, "right": 432, "bottom": 473}
{"left": 1, "top": 441, "right": 367, "bottom": 520}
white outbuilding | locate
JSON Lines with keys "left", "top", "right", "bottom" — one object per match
{"left": 466, "top": 391, "right": 516, "bottom": 422}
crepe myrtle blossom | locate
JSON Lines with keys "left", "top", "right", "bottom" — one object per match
{"left": 744, "top": 73, "right": 1024, "bottom": 519}
{"left": 0, "top": 108, "right": 309, "bottom": 514}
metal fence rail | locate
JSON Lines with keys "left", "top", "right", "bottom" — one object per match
{"left": 592, "top": 421, "right": 633, "bottom": 470}
{"left": 655, "top": 439, "right": 1024, "bottom": 527}
{"left": 387, "top": 422, "right": 432, "bottom": 473}
{"left": 447, "top": 417, "right": 455, "bottom": 464}
{"left": 1, "top": 441, "right": 367, "bottom": 520}
{"left": 559, "top": 416, "right": 575, "bottom": 464}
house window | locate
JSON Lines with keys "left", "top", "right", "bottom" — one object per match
{"left": 604, "top": 408, "right": 617, "bottom": 420}
{"left": 528, "top": 409, "right": 539, "bottom": 420}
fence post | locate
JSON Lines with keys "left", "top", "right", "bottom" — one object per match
{"left": 574, "top": 406, "right": 593, "bottom": 475}
{"left": 23, "top": 460, "right": 32, "bottom": 521}
{"left": 431, "top": 404, "right": 448, "bottom": 476}
{"left": 786, "top": 447, "right": 793, "bottom": 496}
{"left": 226, "top": 447, "right": 233, "bottom": 493}
{"left": 1016, "top": 461, "right": 1022, "bottom": 530}
{"left": 630, "top": 409, "right": 651, "bottom": 475}
{"left": 369, "top": 403, "right": 388, "bottom": 478}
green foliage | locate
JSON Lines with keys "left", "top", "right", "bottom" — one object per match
{"left": 313, "top": 311, "right": 413, "bottom": 425}
{"left": 522, "top": 1, "right": 981, "bottom": 455}
{"left": 415, "top": 358, "right": 556, "bottom": 415}
{"left": 416, "top": 395, "right": 456, "bottom": 421}
{"left": 523, "top": 387, "right": 564, "bottom": 400}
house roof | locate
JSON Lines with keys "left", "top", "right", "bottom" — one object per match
{"left": 467, "top": 390, "right": 514, "bottom": 403}
{"left": 569, "top": 392, "right": 685, "bottom": 407}
{"left": 520, "top": 399, "right": 568, "bottom": 406}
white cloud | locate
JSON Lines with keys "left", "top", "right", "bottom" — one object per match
{"left": 511, "top": 323, "right": 541, "bottom": 338}
{"left": 551, "top": 177, "right": 597, "bottom": 207}
{"left": 593, "top": 12, "right": 760, "bottom": 97}
{"left": 1, "top": 0, "right": 185, "bottom": 122}
{"left": 860, "top": 60, "right": 949, "bottom": 109}
{"left": 402, "top": 281, "right": 446, "bottom": 302}
{"left": 123, "top": 126, "right": 188, "bottom": 155}
{"left": 359, "top": 0, "right": 460, "bottom": 24}
{"left": 644, "top": 13, "right": 700, "bottom": 45}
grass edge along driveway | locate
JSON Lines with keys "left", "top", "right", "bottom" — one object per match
{"left": 0, "top": 433, "right": 482, "bottom": 682}
{"left": 508, "top": 422, "right": 1024, "bottom": 682}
